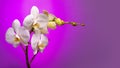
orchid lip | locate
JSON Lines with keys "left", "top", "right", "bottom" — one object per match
{"left": 32, "top": 22, "right": 40, "bottom": 29}
{"left": 14, "top": 34, "right": 20, "bottom": 42}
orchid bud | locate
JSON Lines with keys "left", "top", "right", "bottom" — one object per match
{"left": 55, "top": 18, "right": 64, "bottom": 25}
{"left": 71, "top": 22, "right": 77, "bottom": 26}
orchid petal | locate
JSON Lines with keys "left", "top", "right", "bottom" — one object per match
{"left": 38, "top": 34, "right": 48, "bottom": 52}
{"left": 6, "top": 27, "right": 15, "bottom": 44}
{"left": 41, "top": 34, "right": 48, "bottom": 46}
{"left": 31, "top": 6, "right": 39, "bottom": 17}
{"left": 23, "top": 15, "right": 34, "bottom": 31}
{"left": 31, "top": 33, "right": 40, "bottom": 54}
{"left": 17, "top": 27, "right": 30, "bottom": 46}
{"left": 36, "top": 14, "right": 48, "bottom": 28}
{"left": 12, "top": 19, "right": 20, "bottom": 33}
{"left": 5, "top": 27, "right": 20, "bottom": 46}
{"left": 33, "top": 49, "right": 38, "bottom": 55}
{"left": 40, "top": 27, "right": 48, "bottom": 34}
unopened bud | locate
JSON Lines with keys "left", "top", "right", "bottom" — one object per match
{"left": 47, "top": 22, "right": 56, "bottom": 29}
{"left": 43, "top": 10, "right": 49, "bottom": 16}
{"left": 80, "top": 23, "right": 85, "bottom": 26}
{"left": 55, "top": 18, "right": 64, "bottom": 25}
{"left": 71, "top": 22, "right": 77, "bottom": 26}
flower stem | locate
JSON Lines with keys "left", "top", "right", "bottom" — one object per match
{"left": 25, "top": 46, "right": 31, "bottom": 68}
{"left": 30, "top": 50, "right": 39, "bottom": 64}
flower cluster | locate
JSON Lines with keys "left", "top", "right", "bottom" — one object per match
{"left": 5, "top": 6, "right": 66, "bottom": 54}
{"left": 5, "top": 6, "right": 86, "bottom": 68}
{"left": 5, "top": 6, "right": 84, "bottom": 55}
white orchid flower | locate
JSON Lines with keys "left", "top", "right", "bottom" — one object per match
{"left": 31, "top": 33, "right": 48, "bottom": 54}
{"left": 5, "top": 19, "right": 30, "bottom": 47}
{"left": 23, "top": 6, "right": 48, "bottom": 34}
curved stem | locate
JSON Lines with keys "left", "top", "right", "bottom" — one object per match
{"left": 25, "top": 46, "right": 31, "bottom": 68}
{"left": 30, "top": 50, "right": 39, "bottom": 64}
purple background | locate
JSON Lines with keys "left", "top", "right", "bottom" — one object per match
{"left": 0, "top": 0, "right": 120, "bottom": 68}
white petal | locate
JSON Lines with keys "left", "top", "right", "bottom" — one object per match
{"left": 35, "top": 14, "right": 48, "bottom": 28}
{"left": 5, "top": 27, "right": 19, "bottom": 46}
{"left": 31, "top": 6, "right": 39, "bottom": 16}
{"left": 12, "top": 19, "right": 20, "bottom": 33}
{"left": 40, "top": 34, "right": 48, "bottom": 46}
{"left": 31, "top": 33, "right": 40, "bottom": 52}
{"left": 40, "top": 27, "right": 48, "bottom": 34}
{"left": 17, "top": 27, "right": 30, "bottom": 45}
{"left": 39, "top": 47, "right": 44, "bottom": 53}
{"left": 23, "top": 15, "right": 34, "bottom": 31}
{"left": 6, "top": 27, "right": 15, "bottom": 44}
{"left": 38, "top": 34, "right": 48, "bottom": 52}
{"left": 33, "top": 49, "right": 38, "bottom": 55}
{"left": 34, "top": 28, "right": 41, "bottom": 34}
{"left": 13, "top": 44, "right": 19, "bottom": 48}
{"left": 34, "top": 27, "right": 48, "bottom": 35}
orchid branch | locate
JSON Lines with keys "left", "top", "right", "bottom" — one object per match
{"left": 30, "top": 50, "right": 39, "bottom": 64}
{"left": 5, "top": 6, "right": 85, "bottom": 68}
{"left": 25, "top": 46, "right": 31, "bottom": 68}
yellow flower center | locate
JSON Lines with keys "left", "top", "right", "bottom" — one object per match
{"left": 32, "top": 22, "right": 40, "bottom": 29}
{"left": 14, "top": 35, "right": 20, "bottom": 43}
{"left": 38, "top": 43, "right": 45, "bottom": 49}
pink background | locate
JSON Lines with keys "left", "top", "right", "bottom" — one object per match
{"left": 0, "top": 0, "right": 120, "bottom": 68}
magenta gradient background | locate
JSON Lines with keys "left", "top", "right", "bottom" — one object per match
{"left": 0, "top": 0, "right": 120, "bottom": 68}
